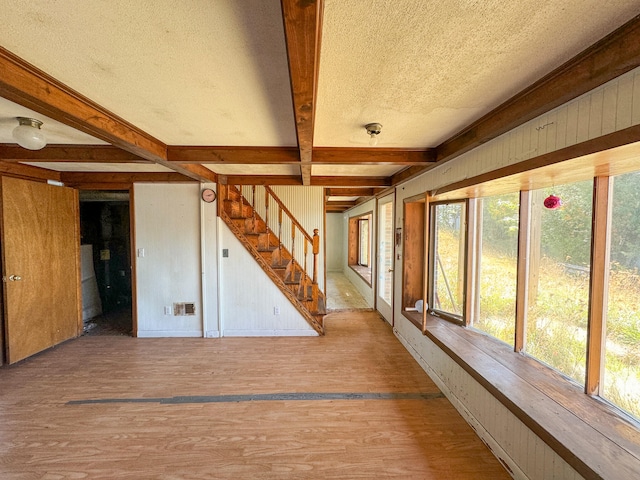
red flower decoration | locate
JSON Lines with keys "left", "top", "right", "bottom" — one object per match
{"left": 544, "top": 194, "right": 562, "bottom": 209}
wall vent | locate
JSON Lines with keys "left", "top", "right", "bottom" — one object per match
{"left": 173, "top": 302, "right": 196, "bottom": 316}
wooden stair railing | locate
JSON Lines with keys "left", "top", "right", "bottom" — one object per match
{"left": 218, "top": 184, "right": 325, "bottom": 334}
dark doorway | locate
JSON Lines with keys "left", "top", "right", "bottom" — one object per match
{"left": 79, "top": 191, "right": 132, "bottom": 336}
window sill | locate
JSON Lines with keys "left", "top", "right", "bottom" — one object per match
{"left": 422, "top": 313, "right": 640, "bottom": 480}
{"left": 401, "top": 310, "right": 423, "bottom": 330}
{"left": 348, "top": 264, "right": 372, "bottom": 286}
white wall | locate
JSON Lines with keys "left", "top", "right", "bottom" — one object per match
{"left": 388, "top": 65, "right": 640, "bottom": 480}
{"left": 218, "top": 221, "right": 317, "bottom": 336}
{"left": 134, "top": 182, "right": 320, "bottom": 338}
{"left": 343, "top": 198, "right": 376, "bottom": 307}
{"left": 325, "top": 213, "right": 344, "bottom": 272}
{"left": 134, "top": 183, "right": 204, "bottom": 337}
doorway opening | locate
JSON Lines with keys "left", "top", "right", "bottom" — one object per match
{"left": 79, "top": 191, "right": 132, "bottom": 336}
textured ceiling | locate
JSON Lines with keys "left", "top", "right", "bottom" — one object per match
{"left": 0, "top": 0, "right": 296, "bottom": 146}
{"left": 315, "top": 0, "right": 640, "bottom": 148}
{"left": 0, "top": 1, "right": 639, "bottom": 183}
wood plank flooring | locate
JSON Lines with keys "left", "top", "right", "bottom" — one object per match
{"left": 0, "top": 311, "right": 510, "bottom": 479}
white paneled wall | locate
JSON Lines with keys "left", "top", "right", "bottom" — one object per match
{"left": 389, "top": 65, "right": 640, "bottom": 480}
{"left": 218, "top": 221, "right": 317, "bottom": 336}
{"left": 326, "top": 213, "right": 344, "bottom": 272}
{"left": 134, "top": 183, "right": 203, "bottom": 337}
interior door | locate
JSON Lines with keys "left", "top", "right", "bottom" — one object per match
{"left": 376, "top": 194, "right": 394, "bottom": 324}
{"left": 1, "top": 177, "right": 81, "bottom": 364}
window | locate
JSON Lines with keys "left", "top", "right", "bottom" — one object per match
{"left": 603, "top": 171, "right": 640, "bottom": 419}
{"left": 358, "top": 217, "right": 370, "bottom": 266}
{"left": 523, "top": 181, "right": 593, "bottom": 385}
{"left": 348, "top": 212, "right": 372, "bottom": 284}
{"left": 470, "top": 193, "right": 519, "bottom": 345}
{"left": 429, "top": 201, "right": 466, "bottom": 323}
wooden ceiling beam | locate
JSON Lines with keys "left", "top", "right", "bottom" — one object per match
{"left": 0, "top": 160, "right": 62, "bottom": 182}
{"left": 225, "top": 175, "right": 302, "bottom": 186}
{"left": 311, "top": 176, "right": 391, "bottom": 187}
{"left": 326, "top": 200, "right": 357, "bottom": 208}
{"left": 167, "top": 146, "right": 300, "bottom": 164}
{"left": 325, "top": 187, "right": 382, "bottom": 197}
{"left": 60, "top": 172, "right": 195, "bottom": 188}
{"left": 325, "top": 206, "right": 349, "bottom": 213}
{"left": 0, "top": 144, "right": 148, "bottom": 163}
{"left": 314, "top": 148, "right": 436, "bottom": 165}
{"left": 281, "top": 0, "right": 324, "bottom": 185}
{"left": 0, "top": 47, "right": 213, "bottom": 183}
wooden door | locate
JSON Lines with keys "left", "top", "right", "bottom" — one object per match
{"left": 1, "top": 177, "right": 81, "bottom": 364}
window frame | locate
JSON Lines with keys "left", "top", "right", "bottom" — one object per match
{"left": 347, "top": 211, "right": 373, "bottom": 286}
{"left": 427, "top": 199, "right": 469, "bottom": 326}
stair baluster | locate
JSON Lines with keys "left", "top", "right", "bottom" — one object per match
{"left": 278, "top": 205, "right": 283, "bottom": 264}
{"left": 264, "top": 189, "right": 269, "bottom": 233}
{"left": 251, "top": 186, "right": 256, "bottom": 231}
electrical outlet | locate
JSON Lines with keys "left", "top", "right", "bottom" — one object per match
{"left": 274, "top": 306, "right": 280, "bottom": 315}
{"left": 164, "top": 306, "right": 171, "bottom": 315}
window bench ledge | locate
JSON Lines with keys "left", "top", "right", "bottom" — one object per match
{"left": 419, "top": 314, "right": 640, "bottom": 480}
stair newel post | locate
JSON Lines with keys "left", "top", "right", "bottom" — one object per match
{"left": 311, "top": 228, "right": 320, "bottom": 305}
{"left": 312, "top": 229, "right": 320, "bottom": 286}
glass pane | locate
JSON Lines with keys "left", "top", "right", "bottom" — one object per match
{"left": 473, "top": 193, "right": 519, "bottom": 345}
{"left": 433, "top": 202, "right": 466, "bottom": 317}
{"left": 378, "top": 201, "right": 393, "bottom": 306}
{"left": 603, "top": 171, "right": 640, "bottom": 419}
{"left": 359, "top": 219, "right": 369, "bottom": 266}
{"left": 525, "top": 181, "right": 592, "bottom": 385}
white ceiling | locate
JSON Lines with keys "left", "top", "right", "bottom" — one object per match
{"left": 1, "top": 0, "right": 639, "bottom": 180}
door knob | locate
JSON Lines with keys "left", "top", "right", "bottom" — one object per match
{"left": 9, "top": 275, "right": 22, "bottom": 281}
{"left": 388, "top": 268, "right": 394, "bottom": 272}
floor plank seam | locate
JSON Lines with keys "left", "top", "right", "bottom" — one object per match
{"left": 67, "top": 391, "right": 446, "bottom": 405}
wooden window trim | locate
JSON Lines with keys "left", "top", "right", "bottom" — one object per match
{"left": 586, "top": 176, "right": 612, "bottom": 395}
{"left": 421, "top": 313, "right": 640, "bottom": 480}
{"left": 401, "top": 193, "right": 427, "bottom": 329}
{"left": 428, "top": 199, "right": 467, "bottom": 326}
{"left": 348, "top": 212, "right": 373, "bottom": 286}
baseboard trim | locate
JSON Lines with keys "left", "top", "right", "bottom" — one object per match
{"left": 137, "top": 330, "right": 203, "bottom": 338}
{"left": 222, "top": 329, "right": 319, "bottom": 337}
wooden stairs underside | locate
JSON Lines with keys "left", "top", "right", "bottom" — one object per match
{"left": 219, "top": 185, "right": 325, "bottom": 335}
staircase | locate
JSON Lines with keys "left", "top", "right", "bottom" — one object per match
{"left": 218, "top": 184, "right": 325, "bottom": 335}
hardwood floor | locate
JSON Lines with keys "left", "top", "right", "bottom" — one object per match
{"left": 0, "top": 311, "right": 510, "bottom": 479}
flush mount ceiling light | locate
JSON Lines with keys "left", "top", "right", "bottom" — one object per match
{"left": 13, "top": 117, "right": 47, "bottom": 150}
{"left": 365, "top": 122, "right": 382, "bottom": 146}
